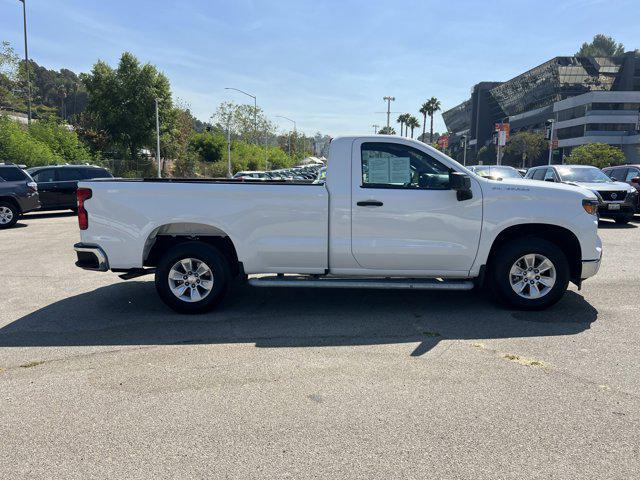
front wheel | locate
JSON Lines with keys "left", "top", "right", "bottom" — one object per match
{"left": 155, "top": 242, "right": 230, "bottom": 314}
{"left": 0, "top": 202, "right": 19, "bottom": 229}
{"left": 490, "top": 237, "right": 569, "bottom": 310}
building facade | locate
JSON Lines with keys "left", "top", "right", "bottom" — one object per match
{"left": 442, "top": 53, "right": 640, "bottom": 165}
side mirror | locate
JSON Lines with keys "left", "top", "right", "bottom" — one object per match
{"left": 631, "top": 177, "right": 640, "bottom": 184}
{"left": 545, "top": 177, "right": 555, "bottom": 182}
{"left": 450, "top": 171, "right": 472, "bottom": 201}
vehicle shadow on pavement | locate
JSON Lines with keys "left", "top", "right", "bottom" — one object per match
{"left": 23, "top": 211, "right": 75, "bottom": 220}
{"left": 0, "top": 281, "right": 598, "bottom": 357}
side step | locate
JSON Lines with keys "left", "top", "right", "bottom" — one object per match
{"left": 248, "top": 276, "right": 474, "bottom": 291}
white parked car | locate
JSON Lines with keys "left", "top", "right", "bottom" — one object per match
{"left": 74, "top": 136, "right": 602, "bottom": 313}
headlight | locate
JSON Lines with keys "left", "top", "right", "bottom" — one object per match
{"left": 582, "top": 199, "right": 599, "bottom": 215}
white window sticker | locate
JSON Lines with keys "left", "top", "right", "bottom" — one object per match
{"left": 368, "top": 157, "right": 390, "bottom": 183}
{"left": 389, "top": 157, "right": 410, "bottom": 184}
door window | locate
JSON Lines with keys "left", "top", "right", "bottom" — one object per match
{"left": 609, "top": 168, "right": 628, "bottom": 182}
{"left": 625, "top": 169, "right": 640, "bottom": 182}
{"left": 544, "top": 169, "right": 556, "bottom": 181}
{"left": 58, "top": 168, "right": 84, "bottom": 181}
{"left": 532, "top": 168, "right": 546, "bottom": 180}
{"left": 81, "top": 168, "right": 111, "bottom": 179}
{"left": 32, "top": 169, "right": 56, "bottom": 182}
{"left": 361, "top": 142, "right": 450, "bottom": 190}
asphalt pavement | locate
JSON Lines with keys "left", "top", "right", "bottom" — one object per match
{"left": 0, "top": 211, "right": 638, "bottom": 479}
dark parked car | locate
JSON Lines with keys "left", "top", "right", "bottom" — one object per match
{"left": 602, "top": 165, "right": 640, "bottom": 212}
{"left": 525, "top": 164, "right": 637, "bottom": 224}
{"left": 26, "top": 165, "right": 113, "bottom": 211}
{"left": 0, "top": 164, "right": 40, "bottom": 229}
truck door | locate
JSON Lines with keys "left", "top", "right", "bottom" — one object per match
{"left": 350, "top": 139, "right": 482, "bottom": 273}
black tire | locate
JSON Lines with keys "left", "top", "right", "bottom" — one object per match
{"left": 155, "top": 241, "right": 231, "bottom": 314}
{"left": 489, "top": 237, "right": 569, "bottom": 310}
{"left": 0, "top": 201, "right": 19, "bottom": 229}
{"left": 614, "top": 214, "right": 633, "bottom": 225}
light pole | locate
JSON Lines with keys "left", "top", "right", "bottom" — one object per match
{"left": 547, "top": 118, "right": 556, "bottom": 165}
{"left": 383, "top": 96, "right": 395, "bottom": 128}
{"left": 225, "top": 87, "right": 257, "bottom": 143}
{"left": 372, "top": 124, "right": 379, "bottom": 134}
{"left": 276, "top": 115, "right": 296, "bottom": 157}
{"left": 461, "top": 135, "right": 467, "bottom": 166}
{"left": 17, "top": 0, "right": 31, "bottom": 124}
{"left": 155, "top": 98, "right": 161, "bottom": 178}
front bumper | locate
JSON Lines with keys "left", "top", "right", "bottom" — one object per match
{"left": 597, "top": 202, "right": 635, "bottom": 218}
{"left": 74, "top": 243, "right": 109, "bottom": 271}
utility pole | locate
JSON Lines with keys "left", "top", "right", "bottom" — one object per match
{"left": 372, "top": 124, "right": 379, "bottom": 134}
{"left": 276, "top": 115, "right": 296, "bottom": 158}
{"left": 383, "top": 96, "right": 395, "bottom": 128}
{"left": 227, "top": 117, "right": 232, "bottom": 178}
{"left": 18, "top": 0, "right": 32, "bottom": 124}
{"left": 155, "top": 98, "right": 161, "bottom": 178}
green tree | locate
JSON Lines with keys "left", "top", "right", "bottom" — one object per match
{"left": 577, "top": 35, "right": 625, "bottom": 57}
{"left": 406, "top": 116, "right": 420, "bottom": 138}
{"left": 27, "top": 118, "right": 92, "bottom": 162}
{"left": 566, "top": 143, "right": 625, "bottom": 168}
{"left": 378, "top": 126, "right": 396, "bottom": 135}
{"left": 189, "top": 131, "right": 226, "bottom": 163}
{"left": 422, "top": 97, "right": 441, "bottom": 143}
{"left": 213, "top": 101, "right": 275, "bottom": 142}
{"left": 0, "top": 116, "right": 61, "bottom": 166}
{"left": 82, "top": 52, "right": 173, "bottom": 161}
{"left": 503, "top": 132, "right": 547, "bottom": 168}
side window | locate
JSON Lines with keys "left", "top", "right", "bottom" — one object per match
{"left": 609, "top": 168, "right": 628, "bottom": 182}
{"left": 58, "top": 168, "right": 84, "bottom": 181}
{"left": 532, "top": 168, "right": 546, "bottom": 181}
{"left": 82, "top": 168, "right": 110, "bottom": 179}
{"left": 544, "top": 169, "right": 556, "bottom": 181}
{"left": 32, "top": 169, "right": 56, "bottom": 182}
{"left": 626, "top": 169, "right": 640, "bottom": 182}
{"left": 361, "top": 142, "right": 450, "bottom": 190}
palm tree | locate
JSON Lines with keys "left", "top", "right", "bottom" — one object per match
{"left": 423, "top": 97, "right": 441, "bottom": 143}
{"left": 407, "top": 116, "right": 420, "bottom": 138}
{"left": 396, "top": 114, "right": 405, "bottom": 136}
{"left": 419, "top": 102, "right": 429, "bottom": 139}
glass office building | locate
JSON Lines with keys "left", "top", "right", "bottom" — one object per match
{"left": 443, "top": 53, "right": 640, "bottom": 165}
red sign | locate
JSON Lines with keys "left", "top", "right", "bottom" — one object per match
{"left": 437, "top": 135, "right": 449, "bottom": 149}
{"left": 552, "top": 139, "right": 558, "bottom": 149}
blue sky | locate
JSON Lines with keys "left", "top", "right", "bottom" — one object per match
{"left": 1, "top": 0, "right": 638, "bottom": 136}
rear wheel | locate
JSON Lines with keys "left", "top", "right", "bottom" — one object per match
{"left": 0, "top": 202, "right": 19, "bottom": 229}
{"left": 490, "top": 237, "right": 569, "bottom": 310}
{"left": 155, "top": 242, "right": 230, "bottom": 314}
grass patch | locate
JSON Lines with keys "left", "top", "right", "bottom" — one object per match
{"left": 502, "top": 354, "right": 547, "bottom": 368}
{"left": 422, "top": 331, "right": 441, "bottom": 337}
{"left": 19, "top": 360, "right": 45, "bottom": 369}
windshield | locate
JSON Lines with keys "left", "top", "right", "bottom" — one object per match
{"left": 557, "top": 167, "right": 612, "bottom": 183}
{"left": 473, "top": 166, "right": 522, "bottom": 179}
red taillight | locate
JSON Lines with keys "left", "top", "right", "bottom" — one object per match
{"left": 77, "top": 188, "right": 92, "bottom": 230}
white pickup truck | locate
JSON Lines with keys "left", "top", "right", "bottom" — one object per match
{"left": 74, "top": 136, "right": 602, "bottom": 313}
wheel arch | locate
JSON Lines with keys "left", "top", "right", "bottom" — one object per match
{"left": 486, "top": 223, "right": 582, "bottom": 285}
{"left": 143, "top": 222, "right": 241, "bottom": 276}
{"left": 0, "top": 196, "right": 21, "bottom": 214}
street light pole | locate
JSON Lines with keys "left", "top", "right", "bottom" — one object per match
{"left": 225, "top": 87, "right": 257, "bottom": 143}
{"left": 155, "top": 98, "right": 161, "bottom": 178}
{"left": 461, "top": 135, "right": 468, "bottom": 166}
{"left": 547, "top": 118, "right": 556, "bottom": 165}
{"left": 18, "top": 0, "right": 31, "bottom": 124}
{"left": 372, "top": 124, "right": 379, "bottom": 134}
{"left": 383, "top": 96, "right": 395, "bottom": 128}
{"left": 276, "top": 115, "right": 296, "bottom": 157}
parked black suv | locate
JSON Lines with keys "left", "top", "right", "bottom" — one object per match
{"left": 0, "top": 164, "right": 40, "bottom": 229}
{"left": 26, "top": 165, "right": 113, "bottom": 211}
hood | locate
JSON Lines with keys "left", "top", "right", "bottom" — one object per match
{"left": 563, "top": 181, "right": 632, "bottom": 192}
